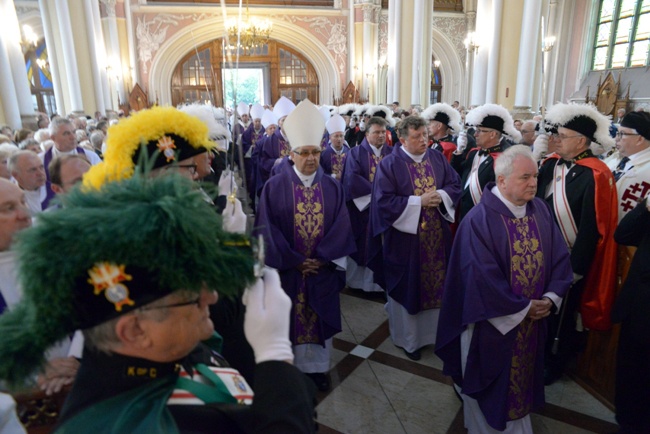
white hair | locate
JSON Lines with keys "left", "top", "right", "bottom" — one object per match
{"left": 494, "top": 145, "right": 536, "bottom": 178}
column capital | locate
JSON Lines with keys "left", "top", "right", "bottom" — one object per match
{"left": 100, "top": 0, "right": 117, "bottom": 17}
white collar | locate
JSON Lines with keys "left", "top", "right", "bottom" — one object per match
{"left": 628, "top": 146, "right": 650, "bottom": 164}
{"left": 292, "top": 166, "right": 317, "bottom": 187}
{"left": 492, "top": 186, "right": 527, "bottom": 219}
{"left": 369, "top": 144, "right": 383, "bottom": 157}
{"left": 399, "top": 147, "right": 425, "bottom": 163}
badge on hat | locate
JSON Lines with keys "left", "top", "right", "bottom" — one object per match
{"left": 88, "top": 262, "right": 136, "bottom": 312}
{"left": 157, "top": 136, "right": 177, "bottom": 162}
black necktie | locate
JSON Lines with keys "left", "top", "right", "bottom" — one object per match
{"left": 478, "top": 149, "right": 489, "bottom": 156}
{"left": 613, "top": 157, "right": 630, "bottom": 181}
{"left": 559, "top": 159, "right": 572, "bottom": 168}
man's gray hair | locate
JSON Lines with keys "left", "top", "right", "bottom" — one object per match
{"left": 49, "top": 117, "right": 72, "bottom": 136}
{"left": 7, "top": 150, "right": 35, "bottom": 174}
{"left": 494, "top": 145, "right": 536, "bottom": 178}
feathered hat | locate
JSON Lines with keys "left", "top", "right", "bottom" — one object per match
{"left": 545, "top": 103, "right": 615, "bottom": 149}
{"left": 283, "top": 99, "right": 326, "bottom": 151}
{"left": 421, "top": 103, "right": 462, "bottom": 133}
{"left": 0, "top": 172, "right": 255, "bottom": 388}
{"left": 353, "top": 103, "right": 371, "bottom": 118}
{"left": 466, "top": 103, "right": 522, "bottom": 142}
{"left": 337, "top": 103, "right": 358, "bottom": 117}
{"left": 366, "top": 105, "right": 396, "bottom": 127}
{"left": 83, "top": 106, "right": 216, "bottom": 190}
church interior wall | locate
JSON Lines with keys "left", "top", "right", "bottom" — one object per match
{"left": 495, "top": 0, "right": 523, "bottom": 110}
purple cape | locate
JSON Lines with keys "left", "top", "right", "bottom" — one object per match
{"left": 369, "top": 147, "right": 461, "bottom": 313}
{"left": 435, "top": 184, "right": 573, "bottom": 430}
{"left": 319, "top": 143, "right": 350, "bottom": 176}
{"left": 258, "top": 129, "right": 290, "bottom": 187}
{"left": 254, "top": 164, "right": 356, "bottom": 343}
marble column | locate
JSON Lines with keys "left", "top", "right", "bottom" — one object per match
{"left": 83, "top": 0, "right": 107, "bottom": 115}
{"left": 38, "top": 0, "right": 64, "bottom": 117}
{"left": 410, "top": 0, "right": 425, "bottom": 107}
{"left": 513, "top": 0, "right": 543, "bottom": 114}
{"left": 348, "top": 0, "right": 356, "bottom": 88}
{"left": 0, "top": 0, "right": 36, "bottom": 127}
{"left": 54, "top": 0, "right": 84, "bottom": 113}
{"left": 0, "top": 34, "right": 21, "bottom": 129}
{"left": 389, "top": 0, "right": 402, "bottom": 104}
{"left": 100, "top": 0, "right": 126, "bottom": 107}
{"left": 470, "top": 0, "right": 491, "bottom": 106}
{"left": 485, "top": 0, "right": 503, "bottom": 104}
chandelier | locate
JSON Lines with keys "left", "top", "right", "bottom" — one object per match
{"left": 226, "top": 1, "right": 272, "bottom": 55}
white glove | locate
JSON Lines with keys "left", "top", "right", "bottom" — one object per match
{"left": 222, "top": 198, "right": 247, "bottom": 234}
{"left": 218, "top": 169, "right": 234, "bottom": 197}
{"left": 359, "top": 120, "right": 366, "bottom": 132}
{"left": 349, "top": 118, "right": 356, "bottom": 128}
{"left": 532, "top": 133, "right": 549, "bottom": 161}
{"left": 455, "top": 131, "right": 468, "bottom": 154}
{"left": 242, "top": 268, "right": 294, "bottom": 364}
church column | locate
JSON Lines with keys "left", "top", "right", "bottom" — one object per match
{"left": 100, "top": 0, "right": 125, "bottom": 109}
{"left": 485, "top": 0, "right": 503, "bottom": 104}
{"left": 410, "top": 0, "right": 424, "bottom": 107}
{"left": 0, "top": 0, "right": 36, "bottom": 127}
{"left": 513, "top": 0, "right": 543, "bottom": 115}
{"left": 0, "top": 32, "right": 21, "bottom": 129}
{"left": 470, "top": 0, "right": 491, "bottom": 106}
{"left": 348, "top": 0, "right": 356, "bottom": 90}
{"left": 83, "top": 0, "right": 107, "bottom": 115}
{"left": 38, "top": 0, "right": 64, "bottom": 117}
{"left": 544, "top": 0, "right": 560, "bottom": 110}
{"left": 386, "top": 0, "right": 396, "bottom": 103}
{"left": 54, "top": 0, "right": 84, "bottom": 113}
{"left": 388, "top": 0, "right": 402, "bottom": 104}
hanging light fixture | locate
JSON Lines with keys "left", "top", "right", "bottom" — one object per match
{"left": 226, "top": 0, "right": 272, "bottom": 55}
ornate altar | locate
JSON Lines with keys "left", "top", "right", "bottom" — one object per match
{"left": 336, "top": 81, "right": 361, "bottom": 105}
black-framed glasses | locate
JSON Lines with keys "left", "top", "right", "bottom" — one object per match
{"left": 141, "top": 297, "right": 201, "bottom": 311}
{"left": 615, "top": 131, "right": 640, "bottom": 138}
{"left": 293, "top": 149, "right": 322, "bottom": 157}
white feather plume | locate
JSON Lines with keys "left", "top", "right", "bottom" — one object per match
{"left": 545, "top": 102, "right": 615, "bottom": 149}
{"left": 421, "top": 103, "right": 462, "bottom": 133}
{"left": 466, "top": 103, "right": 521, "bottom": 143}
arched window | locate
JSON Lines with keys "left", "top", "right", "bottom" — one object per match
{"left": 430, "top": 57, "right": 442, "bottom": 104}
{"left": 171, "top": 39, "right": 318, "bottom": 107}
{"left": 592, "top": 0, "right": 649, "bottom": 70}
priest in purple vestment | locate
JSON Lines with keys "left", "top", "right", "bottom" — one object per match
{"left": 255, "top": 100, "right": 355, "bottom": 392}
{"left": 436, "top": 146, "right": 573, "bottom": 433}
{"left": 370, "top": 115, "right": 461, "bottom": 361}
{"left": 258, "top": 97, "right": 295, "bottom": 188}
{"left": 341, "top": 117, "right": 393, "bottom": 294}
{"left": 320, "top": 113, "right": 350, "bottom": 181}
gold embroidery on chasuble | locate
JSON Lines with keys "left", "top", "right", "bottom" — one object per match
{"left": 408, "top": 159, "right": 445, "bottom": 309}
{"left": 503, "top": 215, "right": 544, "bottom": 420}
{"left": 293, "top": 182, "right": 325, "bottom": 344}
{"left": 280, "top": 140, "right": 291, "bottom": 158}
{"left": 369, "top": 153, "right": 382, "bottom": 182}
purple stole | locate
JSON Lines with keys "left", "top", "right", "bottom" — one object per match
{"left": 331, "top": 152, "right": 347, "bottom": 178}
{"left": 292, "top": 182, "right": 325, "bottom": 345}
{"left": 368, "top": 152, "right": 382, "bottom": 183}
{"left": 405, "top": 159, "right": 446, "bottom": 309}
{"left": 502, "top": 215, "right": 545, "bottom": 420}
{"left": 0, "top": 292, "right": 6, "bottom": 315}
{"left": 278, "top": 137, "right": 290, "bottom": 158}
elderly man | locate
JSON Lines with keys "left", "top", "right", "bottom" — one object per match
{"left": 0, "top": 178, "right": 80, "bottom": 396}
{"left": 421, "top": 103, "right": 463, "bottom": 162}
{"left": 341, "top": 117, "right": 392, "bottom": 294}
{"left": 0, "top": 172, "right": 316, "bottom": 433}
{"left": 255, "top": 100, "right": 355, "bottom": 392}
{"left": 520, "top": 120, "right": 538, "bottom": 147}
{"left": 437, "top": 145, "right": 572, "bottom": 433}
{"left": 40, "top": 118, "right": 101, "bottom": 209}
{"left": 370, "top": 116, "right": 461, "bottom": 360}
{"left": 320, "top": 113, "right": 350, "bottom": 180}
{"left": 451, "top": 104, "right": 521, "bottom": 220}
{"left": 48, "top": 154, "right": 92, "bottom": 198}
{"left": 536, "top": 103, "right": 618, "bottom": 385}
{"left": 605, "top": 111, "right": 650, "bottom": 221}
{"left": 8, "top": 151, "right": 47, "bottom": 214}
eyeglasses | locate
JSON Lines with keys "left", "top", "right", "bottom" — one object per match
{"left": 475, "top": 128, "right": 494, "bottom": 135}
{"left": 293, "top": 149, "right": 322, "bottom": 157}
{"left": 557, "top": 134, "right": 583, "bottom": 141}
{"left": 141, "top": 297, "right": 201, "bottom": 311}
{"left": 615, "top": 131, "right": 640, "bottom": 138}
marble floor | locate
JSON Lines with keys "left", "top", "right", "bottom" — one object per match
{"left": 314, "top": 288, "right": 620, "bottom": 434}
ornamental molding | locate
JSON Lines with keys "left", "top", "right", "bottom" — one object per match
{"left": 100, "top": 0, "right": 117, "bottom": 17}
{"left": 432, "top": 15, "right": 467, "bottom": 63}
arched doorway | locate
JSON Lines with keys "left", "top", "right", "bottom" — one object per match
{"left": 171, "top": 39, "right": 319, "bottom": 107}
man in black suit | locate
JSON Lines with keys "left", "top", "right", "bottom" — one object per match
{"left": 612, "top": 198, "right": 650, "bottom": 434}
{"left": 451, "top": 103, "right": 521, "bottom": 220}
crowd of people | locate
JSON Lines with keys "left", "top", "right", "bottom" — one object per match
{"left": 0, "top": 96, "right": 648, "bottom": 433}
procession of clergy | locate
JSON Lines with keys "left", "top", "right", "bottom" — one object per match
{"left": 1, "top": 94, "right": 649, "bottom": 433}
{"left": 234, "top": 97, "right": 650, "bottom": 434}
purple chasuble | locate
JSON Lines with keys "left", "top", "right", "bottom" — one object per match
{"left": 370, "top": 148, "right": 461, "bottom": 314}
{"left": 254, "top": 164, "right": 356, "bottom": 346}
{"left": 435, "top": 184, "right": 573, "bottom": 430}
{"left": 319, "top": 144, "right": 350, "bottom": 178}
{"left": 258, "top": 129, "right": 290, "bottom": 187}
{"left": 341, "top": 139, "right": 392, "bottom": 266}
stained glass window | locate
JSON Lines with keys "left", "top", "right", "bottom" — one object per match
{"left": 592, "top": 0, "right": 650, "bottom": 69}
